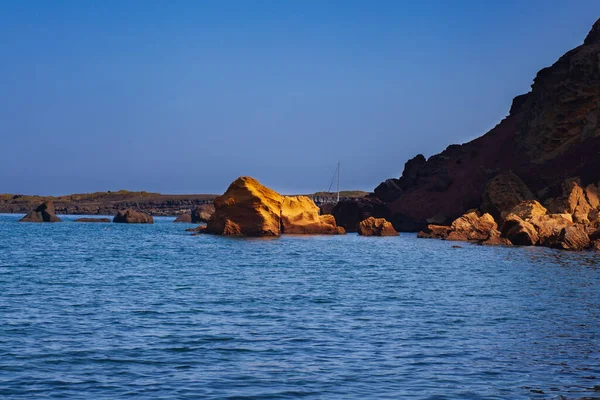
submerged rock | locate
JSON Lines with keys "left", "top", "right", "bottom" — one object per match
{"left": 357, "top": 216, "right": 398, "bottom": 236}
{"left": 417, "top": 224, "right": 452, "bottom": 239}
{"left": 113, "top": 209, "right": 154, "bottom": 224}
{"left": 74, "top": 218, "right": 111, "bottom": 223}
{"left": 19, "top": 202, "right": 61, "bottom": 222}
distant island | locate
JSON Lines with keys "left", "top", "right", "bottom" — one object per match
{"left": 0, "top": 190, "right": 367, "bottom": 217}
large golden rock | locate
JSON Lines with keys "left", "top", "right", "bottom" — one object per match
{"left": 206, "top": 177, "right": 345, "bottom": 236}
{"left": 357, "top": 216, "right": 399, "bottom": 236}
{"left": 207, "top": 177, "right": 283, "bottom": 236}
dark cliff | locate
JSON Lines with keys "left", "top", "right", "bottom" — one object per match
{"left": 374, "top": 18, "right": 600, "bottom": 230}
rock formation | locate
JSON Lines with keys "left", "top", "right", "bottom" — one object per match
{"left": 19, "top": 202, "right": 61, "bottom": 222}
{"left": 74, "top": 218, "right": 111, "bottom": 223}
{"left": 205, "top": 177, "right": 345, "bottom": 236}
{"left": 418, "top": 211, "right": 506, "bottom": 245}
{"left": 373, "top": 18, "right": 600, "bottom": 232}
{"left": 113, "top": 209, "right": 154, "bottom": 224}
{"left": 191, "top": 204, "right": 215, "bottom": 223}
{"left": 173, "top": 213, "right": 192, "bottom": 223}
{"left": 175, "top": 204, "right": 215, "bottom": 223}
{"left": 357, "top": 217, "right": 398, "bottom": 236}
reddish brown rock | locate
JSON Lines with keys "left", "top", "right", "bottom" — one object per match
{"left": 74, "top": 218, "right": 111, "bottom": 223}
{"left": 548, "top": 225, "right": 590, "bottom": 251}
{"left": 19, "top": 202, "right": 61, "bottom": 222}
{"left": 500, "top": 215, "right": 539, "bottom": 246}
{"left": 173, "top": 204, "right": 215, "bottom": 223}
{"left": 173, "top": 213, "right": 192, "bottom": 223}
{"left": 113, "top": 209, "right": 154, "bottom": 224}
{"left": 191, "top": 204, "right": 215, "bottom": 223}
{"left": 417, "top": 224, "right": 451, "bottom": 239}
{"left": 357, "top": 217, "right": 399, "bottom": 236}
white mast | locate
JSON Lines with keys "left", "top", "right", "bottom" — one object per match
{"left": 337, "top": 162, "right": 340, "bottom": 203}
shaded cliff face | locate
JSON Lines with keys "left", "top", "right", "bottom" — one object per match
{"left": 375, "top": 18, "right": 600, "bottom": 229}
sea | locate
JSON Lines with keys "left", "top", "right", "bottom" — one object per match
{"left": 1, "top": 213, "right": 599, "bottom": 399}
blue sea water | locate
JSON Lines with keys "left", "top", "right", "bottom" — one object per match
{"left": 1, "top": 213, "right": 599, "bottom": 399}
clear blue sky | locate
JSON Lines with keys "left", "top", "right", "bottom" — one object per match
{"left": 1, "top": 1, "right": 599, "bottom": 195}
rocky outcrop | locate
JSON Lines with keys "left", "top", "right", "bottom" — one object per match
{"left": 417, "top": 224, "right": 452, "bottom": 239}
{"left": 206, "top": 177, "right": 345, "bottom": 236}
{"left": 74, "top": 218, "right": 111, "bottom": 222}
{"left": 357, "top": 217, "right": 398, "bottom": 236}
{"left": 446, "top": 211, "right": 497, "bottom": 241}
{"left": 113, "top": 209, "right": 154, "bottom": 224}
{"left": 173, "top": 204, "right": 215, "bottom": 223}
{"left": 417, "top": 211, "right": 507, "bottom": 245}
{"left": 373, "top": 18, "right": 600, "bottom": 232}
{"left": 207, "top": 177, "right": 282, "bottom": 236}
{"left": 19, "top": 202, "right": 61, "bottom": 222}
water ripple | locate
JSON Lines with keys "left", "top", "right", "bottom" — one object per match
{"left": 0, "top": 213, "right": 599, "bottom": 399}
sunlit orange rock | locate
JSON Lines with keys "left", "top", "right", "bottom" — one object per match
{"left": 206, "top": 176, "right": 345, "bottom": 236}
{"left": 357, "top": 216, "right": 399, "bottom": 236}
{"left": 207, "top": 177, "right": 282, "bottom": 236}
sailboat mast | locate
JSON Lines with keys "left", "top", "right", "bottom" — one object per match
{"left": 337, "top": 162, "right": 340, "bottom": 203}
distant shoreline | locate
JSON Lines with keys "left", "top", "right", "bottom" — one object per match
{"left": 0, "top": 190, "right": 367, "bottom": 217}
